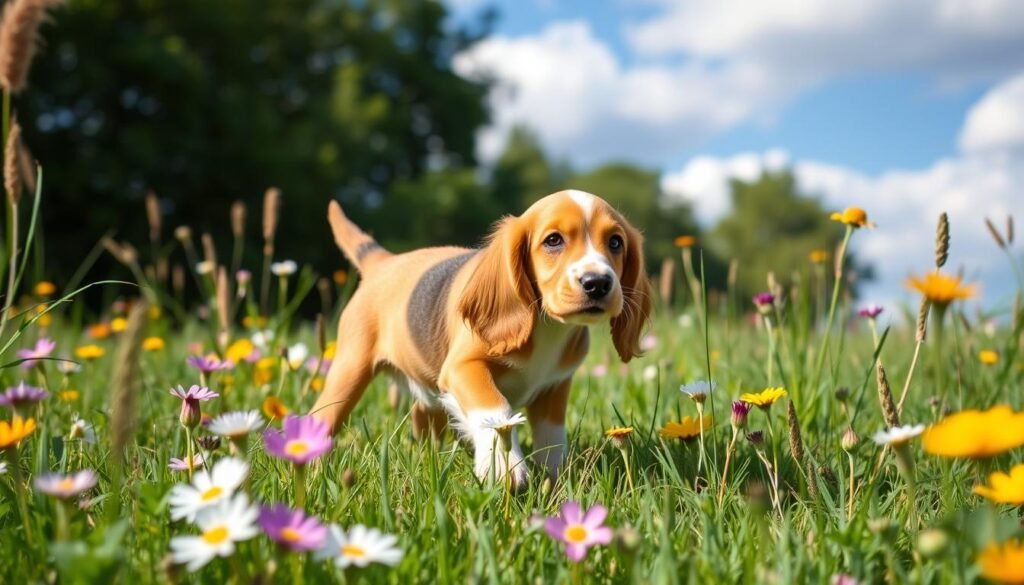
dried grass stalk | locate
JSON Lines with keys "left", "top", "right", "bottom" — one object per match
{"left": 145, "top": 191, "right": 161, "bottom": 240}
{"left": 658, "top": 258, "right": 674, "bottom": 306}
{"left": 201, "top": 232, "right": 217, "bottom": 267}
{"left": 876, "top": 363, "right": 900, "bottom": 428}
{"left": 0, "top": 0, "right": 63, "bottom": 93}
{"left": 15, "top": 136, "right": 33, "bottom": 195}
{"left": 787, "top": 401, "right": 805, "bottom": 464}
{"left": 4, "top": 115, "right": 21, "bottom": 204}
{"left": 935, "top": 212, "right": 949, "bottom": 268}
{"left": 216, "top": 267, "right": 230, "bottom": 336}
{"left": 231, "top": 200, "right": 246, "bottom": 239}
{"left": 110, "top": 301, "right": 146, "bottom": 468}
{"left": 915, "top": 299, "right": 930, "bottom": 343}
{"left": 262, "top": 187, "right": 280, "bottom": 254}
{"left": 985, "top": 217, "right": 1007, "bottom": 249}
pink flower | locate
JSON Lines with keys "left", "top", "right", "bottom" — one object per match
{"left": 263, "top": 415, "right": 333, "bottom": 465}
{"left": 543, "top": 502, "right": 613, "bottom": 563}
{"left": 259, "top": 503, "right": 328, "bottom": 551}
{"left": 857, "top": 305, "right": 884, "bottom": 319}
{"left": 16, "top": 338, "right": 56, "bottom": 369}
{"left": 0, "top": 382, "right": 48, "bottom": 410}
{"left": 169, "top": 453, "right": 205, "bottom": 472}
{"left": 640, "top": 335, "right": 657, "bottom": 350}
{"left": 186, "top": 355, "right": 235, "bottom": 374}
{"left": 169, "top": 385, "right": 219, "bottom": 429}
{"left": 35, "top": 470, "right": 98, "bottom": 499}
{"left": 591, "top": 364, "right": 608, "bottom": 378}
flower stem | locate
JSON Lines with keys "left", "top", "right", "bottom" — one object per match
{"left": 184, "top": 426, "right": 195, "bottom": 482}
{"left": 295, "top": 463, "right": 306, "bottom": 509}
{"left": 810, "top": 226, "right": 853, "bottom": 403}
{"left": 846, "top": 452, "right": 856, "bottom": 521}
{"left": 7, "top": 447, "right": 34, "bottom": 549}
{"left": 717, "top": 430, "right": 738, "bottom": 506}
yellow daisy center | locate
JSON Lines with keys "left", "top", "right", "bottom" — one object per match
{"left": 280, "top": 528, "right": 301, "bottom": 542}
{"left": 58, "top": 478, "right": 75, "bottom": 491}
{"left": 285, "top": 440, "right": 309, "bottom": 456}
{"left": 202, "top": 526, "right": 230, "bottom": 545}
{"left": 200, "top": 486, "right": 223, "bottom": 502}
{"left": 342, "top": 544, "right": 366, "bottom": 558}
{"left": 564, "top": 524, "right": 588, "bottom": 544}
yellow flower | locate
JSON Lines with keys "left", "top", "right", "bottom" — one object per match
{"left": 605, "top": 426, "right": 634, "bottom": 439}
{"left": 809, "top": 249, "right": 828, "bottom": 264}
{"left": 673, "top": 235, "right": 697, "bottom": 248}
{"left": 148, "top": 306, "right": 162, "bottom": 320}
{"left": 35, "top": 305, "right": 52, "bottom": 328}
{"left": 225, "top": 339, "right": 255, "bottom": 364}
{"left": 75, "top": 345, "right": 105, "bottom": 360}
{"left": 829, "top": 206, "right": 875, "bottom": 228}
{"left": 659, "top": 416, "right": 712, "bottom": 440}
{"left": 324, "top": 341, "right": 337, "bottom": 360}
{"left": 974, "top": 464, "right": 1024, "bottom": 504}
{"left": 142, "top": 337, "right": 165, "bottom": 352}
{"left": 333, "top": 270, "right": 348, "bottom": 285}
{"left": 923, "top": 405, "right": 1024, "bottom": 458}
{"left": 111, "top": 317, "right": 128, "bottom": 332}
{"left": 906, "top": 271, "right": 977, "bottom": 306}
{"left": 311, "top": 377, "right": 324, "bottom": 392}
{"left": 242, "top": 315, "right": 268, "bottom": 329}
{"left": 59, "top": 390, "right": 80, "bottom": 401}
{"left": 740, "top": 387, "right": 788, "bottom": 408}
{"left": 0, "top": 417, "right": 36, "bottom": 449}
{"left": 977, "top": 539, "right": 1024, "bottom": 583}
{"left": 34, "top": 281, "right": 57, "bottom": 296}
{"left": 262, "top": 396, "right": 289, "bottom": 420}
{"left": 88, "top": 323, "right": 111, "bottom": 340}
{"left": 979, "top": 350, "right": 999, "bottom": 365}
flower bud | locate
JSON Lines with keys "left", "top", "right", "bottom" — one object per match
{"left": 341, "top": 468, "right": 356, "bottom": 488}
{"left": 615, "top": 525, "right": 641, "bottom": 555}
{"left": 841, "top": 427, "right": 860, "bottom": 452}
{"left": 917, "top": 528, "right": 949, "bottom": 558}
{"left": 834, "top": 386, "right": 849, "bottom": 403}
{"left": 731, "top": 400, "right": 751, "bottom": 430}
{"left": 746, "top": 430, "right": 765, "bottom": 448}
{"left": 179, "top": 398, "right": 201, "bottom": 429}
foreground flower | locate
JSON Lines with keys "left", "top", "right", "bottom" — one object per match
{"left": 680, "top": 380, "right": 714, "bottom": 404}
{"left": 316, "top": 524, "right": 404, "bottom": 568}
{"left": 830, "top": 206, "right": 875, "bottom": 228}
{"left": 74, "top": 344, "right": 105, "bottom": 360}
{"left": 739, "top": 387, "right": 788, "bottom": 409}
{"left": 263, "top": 415, "right": 333, "bottom": 465}
{"left": 906, "top": 271, "right": 977, "bottom": 307}
{"left": 168, "top": 457, "right": 249, "bottom": 522}
{"left": 872, "top": 424, "right": 926, "bottom": 446}
{"left": 730, "top": 400, "right": 752, "bottom": 429}
{"left": 262, "top": 396, "right": 289, "bottom": 420}
{"left": 186, "top": 355, "right": 235, "bottom": 374}
{"left": 34, "top": 470, "right": 98, "bottom": 499}
{"left": 209, "top": 410, "right": 264, "bottom": 439}
{"left": 169, "top": 493, "right": 259, "bottom": 571}
{"left": 285, "top": 343, "right": 309, "bottom": 369}
{"left": 259, "top": 503, "right": 328, "bottom": 551}
{"left": 605, "top": 427, "right": 634, "bottom": 440}
{"left": 0, "top": 417, "right": 36, "bottom": 449}
{"left": 974, "top": 464, "right": 1024, "bottom": 505}
{"left": 923, "top": 405, "right": 1024, "bottom": 458}
{"left": 478, "top": 412, "right": 527, "bottom": 435}
{"left": 16, "top": 338, "right": 55, "bottom": 369}
{"left": 857, "top": 305, "right": 883, "bottom": 319}
{"left": 0, "top": 382, "right": 48, "bottom": 410}
{"left": 169, "top": 385, "right": 219, "bottom": 429}
{"left": 544, "top": 502, "right": 613, "bottom": 563}
{"left": 659, "top": 416, "right": 712, "bottom": 441}
{"left": 169, "top": 453, "right": 205, "bottom": 472}
{"left": 977, "top": 539, "right": 1024, "bottom": 583}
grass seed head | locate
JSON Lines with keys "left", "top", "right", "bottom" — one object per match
{"left": 4, "top": 116, "right": 22, "bottom": 204}
{"left": 876, "top": 363, "right": 900, "bottom": 428}
{"left": 0, "top": 0, "right": 64, "bottom": 93}
{"left": 985, "top": 217, "right": 1007, "bottom": 249}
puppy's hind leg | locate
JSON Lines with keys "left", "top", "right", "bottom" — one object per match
{"left": 309, "top": 324, "right": 376, "bottom": 434}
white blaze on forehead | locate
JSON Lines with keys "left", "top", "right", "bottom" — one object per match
{"left": 566, "top": 190, "right": 596, "bottom": 220}
{"left": 563, "top": 190, "right": 614, "bottom": 281}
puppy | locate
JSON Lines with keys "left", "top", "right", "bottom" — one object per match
{"left": 311, "top": 190, "right": 651, "bottom": 487}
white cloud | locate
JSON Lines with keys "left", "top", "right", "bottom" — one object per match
{"left": 960, "top": 73, "right": 1024, "bottom": 154}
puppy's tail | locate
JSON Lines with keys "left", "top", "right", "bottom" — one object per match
{"left": 327, "top": 200, "right": 391, "bottom": 274}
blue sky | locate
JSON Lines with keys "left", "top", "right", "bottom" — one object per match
{"left": 448, "top": 0, "right": 1024, "bottom": 310}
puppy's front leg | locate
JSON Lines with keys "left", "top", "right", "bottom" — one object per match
{"left": 441, "top": 360, "right": 528, "bottom": 488}
{"left": 526, "top": 378, "right": 570, "bottom": 479}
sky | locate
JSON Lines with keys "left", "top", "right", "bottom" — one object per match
{"left": 446, "top": 0, "right": 1024, "bottom": 315}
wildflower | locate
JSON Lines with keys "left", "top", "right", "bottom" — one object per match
{"left": 235, "top": 270, "right": 252, "bottom": 285}
{"left": 831, "top": 575, "right": 860, "bottom": 585}
{"left": 88, "top": 323, "right": 111, "bottom": 340}
{"left": 906, "top": 271, "right": 977, "bottom": 307}
{"left": 142, "top": 336, "right": 166, "bottom": 352}
{"left": 285, "top": 342, "right": 309, "bottom": 369}
{"left": 209, "top": 410, "right": 264, "bottom": 440}
{"left": 259, "top": 503, "right": 328, "bottom": 551}
{"left": 169, "top": 454, "right": 205, "bottom": 472}
{"left": 979, "top": 350, "right": 999, "bottom": 365}
{"left": 640, "top": 334, "right": 657, "bottom": 350}
{"left": 605, "top": 427, "right": 634, "bottom": 440}
{"left": 169, "top": 385, "right": 219, "bottom": 429}
{"left": 0, "top": 416, "right": 35, "bottom": 449}
{"left": 34, "top": 281, "right": 56, "bottom": 296}
{"left": 740, "top": 387, "right": 788, "bottom": 409}
{"left": 872, "top": 424, "right": 926, "bottom": 446}
{"left": 809, "top": 250, "right": 828, "bottom": 264}
{"left": 977, "top": 540, "right": 1024, "bottom": 583}
{"left": 673, "top": 235, "right": 697, "bottom": 248}
{"left": 186, "top": 355, "right": 234, "bottom": 374}
{"left": 659, "top": 416, "right": 712, "bottom": 440}
{"left": 478, "top": 411, "right": 527, "bottom": 436}
{"left": 74, "top": 344, "right": 105, "bottom": 360}
{"left": 34, "top": 470, "right": 97, "bottom": 499}
{"left": 0, "top": 461, "right": 6, "bottom": 474}
{"left": 543, "top": 502, "right": 613, "bottom": 563}
{"left": 841, "top": 427, "right": 860, "bottom": 452}
{"left": 168, "top": 457, "right": 249, "bottom": 522}
{"left": 917, "top": 528, "right": 949, "bottom": 558}
{"left": 974, "top": 464, "right": 1024, "bottom": 504}
{"left": 857, "top": 305, "right": 883, "bottom": 319}
{"left": 69, "top": 415, "right": 96, "bottom": 444}
{"left": 323, "top": 341, "right": 337, "bottom": 360}
{"left": 830, "top": 207, "right": 875, "bottom": 228}
{"left": 16, "top": 337, "right": 54, "bottom": 368}
{"left": 196, "top": 261, "right": 214, "bottom": 276}
{"left": 110, "top": 317, "right": 127, "bottom": 332}
{"left": 680, "top": 380, "right": 714, "bottom": 405}
{"left": 0, "top": 382, "right": 48, "bottom": 410}
{"left": 196, "top": 436, "right": 221, "bottom": 451}
{"left": 169, "top": 493, "right": 259, "bottom": 571}
{"left": 225, "top": 339, "right": 256, "bottom": 364}
{"left": 923, "top": 405, "right": 1024, "bottom": 458}
{"left": 746, "top": 430, "right": 765, "bottom": 447}
{"left": 263, "top": 415, "right": 333, "bottom": 465}
{"left": 332, "top": 270, "right": 348, "bottom": 285}
{"left": 316, "top": 524, "right": 404, "bottom": 568}
{"left": 262, "top": 396, "right": 289, "bottom": 420}
{"left": 730, "top": 401, "right": 752, "bottom": 429}
{"left": 752, "top": 292, "right": 775, "bottom": 309}
{"left": 591, "top": 364, "right": 607, "bottom": 377}
{"left": 59, "top": 389, "right": 79, "bottom": 402}
{"left": 271, "top": 260, "right": 298, "bottom": 276}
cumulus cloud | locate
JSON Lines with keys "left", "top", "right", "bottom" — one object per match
{"left": 959, "top": 73, "right": 1024, "bottom": 154}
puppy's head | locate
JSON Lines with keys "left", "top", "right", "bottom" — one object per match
{"left": 459, "top": 190, "right": 651, "bottom": 361}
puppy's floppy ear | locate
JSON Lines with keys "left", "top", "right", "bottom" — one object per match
{"left": 459, "top": 217, "right": 537, "bottom": 356}
{"left": 611, "top": 222, "right": 652, "bottom": 362}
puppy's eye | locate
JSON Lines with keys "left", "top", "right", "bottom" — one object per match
{"left": 543, "top": 233, "right": 564, "bottom": 249}
{"left": 609, "top": 235, "right": 624, "bottom": 252}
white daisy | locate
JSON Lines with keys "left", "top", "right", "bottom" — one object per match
{"left": 208, "top": 410, "right": 264, "bottom": 439}
{"left": 69, "top": 414, "right": 97, "bottom": 444}
{"left": 251, "top": 330, "right": 274, "bottom": 350}
{"left": 872, "top": 424, "right": 926, "bottom": 446}
{"left": 168, "top": 457, "right": 249, "bottom": 522}
{"left": 195, "top": 261, "right": 215, "bottom": 276}
{"left": 643, "top": 365, "right": 658, "bottom": 381}
{"left": 680, "top": 380, "right": 716, "bottom": 404}
{"left": 169, "top": 493, "right": 259, "bottom": 571}
{"left": 478, "top": 412, "right": 527, "bottom": 434}
{"left": 285, "top": 343, "right": 309, "bottom": 370}
{"left": 0, "top": 461, "right": 7, "bottom": 474}
{"left": 270, "top": 260, "right": 298, "bottom": 276}
{"left": 315, "top": 524, "right": 404, "bottom": 569}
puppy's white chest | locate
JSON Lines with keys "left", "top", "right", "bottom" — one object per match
{"left": 495, "top": 324, "right": 585, "bottom": 408}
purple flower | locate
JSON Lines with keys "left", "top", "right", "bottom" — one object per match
{"left": 752, "top": 292, "right": 775, "bottom": 307}
{"left": 16, "top": 338, "right": 56, "bottom": 369}
{"left": 263, "top": 415, "right": 333, "bottom": 465}
{"left": 543, "top": 502, "right": 613, "bottom": 563}
{"left": 259, "top": 503, "right": 328, "bottom": 551}
{"left": 35, "top": 470, "right": 98, "bottom": 499}
{"left": 169, "top": 384, "right": 219, "bottom": 428}
{"left": 169, "top": 453, "right": 205, "bottom": 472}
{"left": 746, "top": 430, "right": 765, "bottom": 446}
{"left": 857, "top": 305, "right": 884, "bottom": 319}
{"left": 730, "top": 401, "right": 752, "bottom": 430}
{"left": 186, "top": 355, "right": 235, "bottom": 374}
{"left": 305, "top": 358, "right": 331, "bottom": 374}
{"left": 0, "top": 382, "right": 49, "bottom": 410}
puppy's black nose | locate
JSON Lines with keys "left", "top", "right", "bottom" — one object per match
{"left": 580, "top": 272, "right": 612, "bottom": 300}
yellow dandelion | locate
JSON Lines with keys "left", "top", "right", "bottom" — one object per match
{"left": 659, "top": 416, "right": 712, "bottom": 440}
{"left": 34, "top": 281, "right": 56, "bottom": 296}
{"left": 88, "top": 323, "right": 111, "bottom": 340}
{"left": 110, "top": 317, "right": 128, "bottom": 333}
{"left": 979, "top": 350, "right": 999, "bottom": 365}
{"left": 673, "top": 235, "right": 697, "bottom": 248}
{"left": 906, "top": 271, "right": 977, "bottom": 307}
{"left": 225, "top": 339, "right": 255, "bottom": 364}
{"left": 0, "top": 417, "right": 36, "bottom": 449}
{"left": 808, "top": 249, "right": 827, "bottom": 264}
{"left": 829, "top": 206, "right": 875, "bottom": 228}
{"left": 739, "top": 387, "right": 788, "bottom": 409}
{"left": 74, "top": 344, "right": 105, "bottom": 360}
{"left": 923, "top": 405, "right": 1024, "bottom": 458}
{"left": 605, "top": 426, "right": 634, "bottom": 439}
{"left": 262, "top": 396, "right": 289, "bottom": 420}
{"left": 977, "top": 540, "right": 1024, "bottom": 583}
{"left": 59, "top": 389, "right": 80, "bottom": 402}
{"left": 311, "top": 377, "right": 324, "bottom": 392}
{"left": 142, "top": 336, "right": 165, "bottom": 352}
{"left": 324, "top": 341, "right": 337, "bottom": 360}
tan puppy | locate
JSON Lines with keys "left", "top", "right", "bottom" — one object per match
{"left": 311, "top": 190, "right": 651, "bottom": 487}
